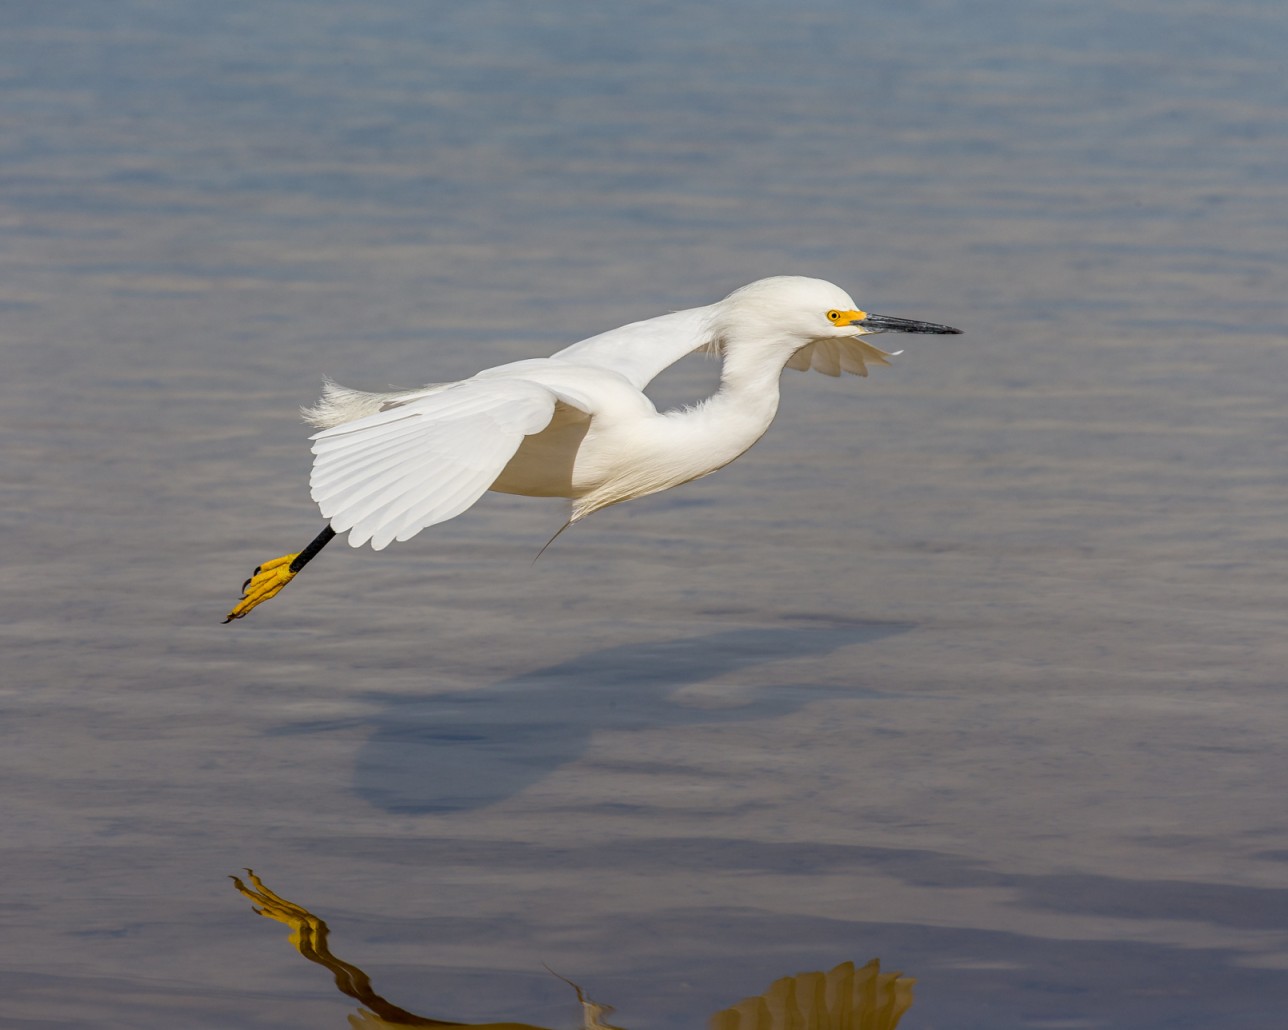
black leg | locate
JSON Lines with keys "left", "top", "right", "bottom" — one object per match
{"left": 289, "top": 525, "right": 337, "bottom": 574}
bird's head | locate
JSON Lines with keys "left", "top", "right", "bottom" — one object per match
{"left": 720, "top": 276, "right": 962, "bottom": 348}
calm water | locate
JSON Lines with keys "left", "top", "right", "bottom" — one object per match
{"left": 4, "top": 1, "right": 1288, "bottom": 1026}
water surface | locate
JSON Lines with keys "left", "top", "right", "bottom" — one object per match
{"left": 3, "top": 2, "right": 1288, "bottom": 1027}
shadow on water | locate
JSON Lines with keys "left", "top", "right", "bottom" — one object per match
{"left": 231, "top": 869, "right": 916, "bottom": 1029}
{"left": 269, "top": 621, "right": 910, "bottom": 814}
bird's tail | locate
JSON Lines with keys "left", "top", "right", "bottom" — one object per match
{"left": 301, "top": 378, "right": 440, "bottom": 429}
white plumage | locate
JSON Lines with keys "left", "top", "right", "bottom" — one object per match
{"left": 308, "top": 380, "right": 557, "bottom": 550}
{"left": 226, "top": 276, "right": 959, "bottom": 622}
{"left": 302, "top": 276, "right": 958, "bottom": 550}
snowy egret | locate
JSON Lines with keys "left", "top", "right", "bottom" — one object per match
{"left": 225, "top": 276, "right": 959, "bottom": 622}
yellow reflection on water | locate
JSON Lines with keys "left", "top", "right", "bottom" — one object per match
{"left": 708, "top": 960, "right": 914, "bottom": 1030}
{"left": 232, "top": 870, "right": 914, "bottom": 1029}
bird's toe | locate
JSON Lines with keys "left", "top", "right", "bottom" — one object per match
{"left": 224, "top": 553, "right": 300, "bottom": 623}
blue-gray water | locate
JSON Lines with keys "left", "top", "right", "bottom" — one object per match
{"left": 3, "top": 1, "right": 1287, "bottom": 1027}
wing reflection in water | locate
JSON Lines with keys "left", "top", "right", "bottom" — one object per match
{"left": 708, "top": 959, "right": 915, "bottom": 1030}
{"left": 231, "top": 870, "right": 915, "bottom": 1030}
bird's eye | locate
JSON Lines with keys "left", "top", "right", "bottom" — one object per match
{"left": 827, "top": 310, "right": 841, "bottom": 323}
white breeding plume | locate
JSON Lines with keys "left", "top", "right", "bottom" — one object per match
{"left": 226, "top": 275, "right": 960, "bottom": 622}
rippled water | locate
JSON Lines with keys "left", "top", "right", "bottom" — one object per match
{"left": 4, "top": 1, "right": 1288, "bottom": 1026}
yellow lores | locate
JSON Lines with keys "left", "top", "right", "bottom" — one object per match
{"left": 826, "top": 307, "right": 868, "bottom": 326}
{"left": 226, "top": 276, "right": 960, "bottom": 623}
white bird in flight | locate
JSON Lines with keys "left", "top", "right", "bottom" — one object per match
{"left": 225, "top": 275, "right": 960, "bottom": 622}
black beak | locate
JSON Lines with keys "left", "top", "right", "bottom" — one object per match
{"left": 857, "top": 313, "right": 962, "bottom": 335}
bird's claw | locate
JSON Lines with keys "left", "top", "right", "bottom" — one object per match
{"left": 224, "top": 553, "right": 299, "bottom": 623}
{"left": 230, "top": 868, "right": 313, "bottom": 923}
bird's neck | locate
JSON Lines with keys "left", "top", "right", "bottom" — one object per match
{"left": 569, "top": 336, "right": 793, "bottom": 521}
{"left": 715, "top": 340, "right": 787, "bottom": 419}
{"left": 676, "top": 340, "right": 788, "bottom": 469}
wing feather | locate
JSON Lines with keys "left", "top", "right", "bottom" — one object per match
{"left": 344, "top": 451, "right": 480, "bottom": 531}
{"left": 310, "top": 387, "right": 514, "bottom": 447}
{"left": 384, "top": 476, "right": 484, "bottom": 546}
{"left": 387, "top": 461, "right": 488, "bottom": 531}
{"left": 549, "top": 305, "right": 715, "bottom": 389}
{"left": 813, "top": 340, "right": 842, "bottom": 377}
{"left": 785, "top": 347, "right": 813, "bottom": 372}
{"left": 317, "top": 449, "right": 452, "bottom": 521}
{"left": 786, "top": 337, "right": 898, "bottom": 379}
{"left": 351, "top": 461, "right": 480, "bottom": 551}
{"left": 309, "top": 378, "right": 560, "bottom": 549}
{"left": 309, "top": 433, "right": 432, "bottom": 490}
{"left": 838, "top": 347, "right": 871, "bottom": 376}
{"left": 311, "top": 437, "right": 441, "bottom": 502}
{"left": 370, "top": 476, "right": 472, "bottom": 551}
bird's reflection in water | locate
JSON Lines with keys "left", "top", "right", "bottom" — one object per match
{"left": 232, "top": 870, "right": 915, "bottom": 1030}
{"left": 708, "top": 961, "right": 914, "bottom": 1030}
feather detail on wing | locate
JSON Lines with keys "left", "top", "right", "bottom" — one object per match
{"left": 549, "top": 305, "right": 716, "bottom": 389}
{"left": 309, "top": 379, "right": 561, "bottom": 550}
{"left": 301, "top": 378, "right": 453, "bottom": 430}
{"left": 785, "top": 337, "right": 899, "bottom": 378}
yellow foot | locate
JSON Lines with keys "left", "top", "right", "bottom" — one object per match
{"left": 224, "top": 553, "right": 299, "bottom": 623}
{"left": 230, "top": 869, "right": 316, "bottom": 927}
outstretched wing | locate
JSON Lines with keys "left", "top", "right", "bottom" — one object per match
{"left": 309, "top": 378, "right": 560, "bottom": 550}
{"left": 785, "top": 336, "right": 899, "bottom": 378}
{"left": 550, "top": 305, "right": 715, "bottom": 389}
